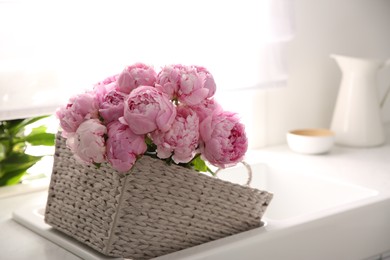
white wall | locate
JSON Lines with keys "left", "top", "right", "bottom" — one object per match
{"left": 1, "top": 0, "right": 390, "bottom": 149}
{"left": 236, "top": 0, "right": 390, "bottom": 148}
{"left": 0, "top": 0, "right": 280, "bottom": 120}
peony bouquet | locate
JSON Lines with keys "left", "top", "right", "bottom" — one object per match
{"left": 56, "top": 63, "right": 248, "bottom": 174}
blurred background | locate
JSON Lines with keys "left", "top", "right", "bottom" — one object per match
{"left": 1, "top": 0, "right": 390, "bottom": 148}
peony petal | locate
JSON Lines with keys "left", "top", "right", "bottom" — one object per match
{"left": 199, "top": 116, "right": 213, "bottom": 142}
{"left": 182, "top": 88, "right": 209, "bottom": 106}
{"left": 126, "top": 113, "right": 157, "bottom": 134}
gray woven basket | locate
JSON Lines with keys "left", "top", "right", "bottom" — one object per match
{"left": 44, "top": 133, "right": 273, "bottom": 259}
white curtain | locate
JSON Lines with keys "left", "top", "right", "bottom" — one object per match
{"left": 0, "top": 0, "right": 294, "bottom": 120}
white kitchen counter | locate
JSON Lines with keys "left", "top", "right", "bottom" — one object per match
{"left": 1, "top": 123, "right": 390, "bottom": 260}
{"left": 0, "top": 191, "right": 81, "bottom": 260}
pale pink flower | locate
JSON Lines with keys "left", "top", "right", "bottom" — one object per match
{"left": 199, "top": 111, "right": 248, "bottom": 168}
{"left": 190, "top": 98, "right": 223, "bottom": 123}
{"left": 151, "top": 106, "right": 199, "bottom": 163}
{"left": 66, "top": 119, "right": 107, "bottom": 164}
{"left": 93, "top": 74, "right": 119, "bottom": 105}
{"left": 99, "top": 90, "right": 127, "bottom": 124}
{"left": 116, "top": 63, "right": 157, "bottom": 94}
{"left": 194, "top": 66, "right": 216, "bottom": 98}
{"left": 100, "top": 74, "right": 119, "bottom": 85}
{"left": 177, "top": 66, "right": 209, "bottom": 106}
{"left": 156, "top": 65, "right": 216, "bottom": 106}
{"left": 155, "top": 64, "right": 186, "bottom": 99}
{"left": 56, "top": 91, "right": 99, "bottom": 135}
{"left": 106, "top": 121, "right": 147, "bottom": 172}
{"left": 122, "top": 86, "right": 176, "bottom": 135}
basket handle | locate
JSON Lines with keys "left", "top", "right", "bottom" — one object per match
{"left": 214, "top": 161, "right": 253, "bottom": 187}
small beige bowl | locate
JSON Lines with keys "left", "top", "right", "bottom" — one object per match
{"left": 286, "top": 128, "right": 335, "bottom": 154}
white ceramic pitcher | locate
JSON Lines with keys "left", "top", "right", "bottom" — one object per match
{"left": 330, "top": 54, "right": 390, "bottom": 147}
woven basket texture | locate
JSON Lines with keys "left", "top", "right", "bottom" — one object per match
{"left": 45, "top": 133, "right": 273, "bottom": 260}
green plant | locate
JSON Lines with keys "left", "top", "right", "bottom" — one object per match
{"left": 0, "top": 116, "right": 55, "bottom": 186}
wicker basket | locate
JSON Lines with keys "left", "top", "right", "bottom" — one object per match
{"left": 44, "top": 133, "right": 273, "bottom": 260}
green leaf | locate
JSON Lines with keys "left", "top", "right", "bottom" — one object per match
{"left": 190, "top": 155, "right": 215, "bottom": 176}
{"left": 3, "top": 119, "right": 24, "bottom": 134}
{"left": 12, "top": 142, "right": 26, "bottom": 153}
{"left": 24, "top": 132, "right": 55, "bottom": 146}
{"left": 165, "top": 157, "right": 174, "bottom": 166}
{"left": 30, "top": 125, "right": 47, "bottom": 135}
{"left": 145, "top": 136, "right": 157, "bottom": 153}
{"left": 0, "top": 115, "right": 52, "bottom": 186}
{"left": 8, "top": 115, "right": 50, "bottom": 135}
{"left": 0, "top": 152, "right": 43, "bottom": 186}
{"left": 0, "top": 143, "right": 5, "bottom": 161}
{"left": 0, "top": 152, "right": 42, "bottom": 173}
{"left": 0, "top": 168, "right": 28, "bottom": 186}
{"left": 93, "top": 162, "right": 101, "bottom": 168}
{"left": 191, "top": 155, "right": 208, "bottom": 172}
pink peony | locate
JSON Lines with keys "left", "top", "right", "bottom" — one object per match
{"left": 106, "top": 121, "right": 147, "bottom": 172}
{"left": 151, "top": 106, "right": 199, "bottom": 163}
{"left": 190, "top": 98, "right": 223, "bottom": 123}
{"left": 156, "top": 65, "right": 216, "bottom": 106}
{"left": 93, "top": 74, "right": 119, "bottom": 105}
{"left": 177, "top": 66, "right": 209, "bottom": 106}
{"left": 56, "top": 91, "right": 99, "bottom": 136}
{"left": 99, "top": 74, "right": 119, "bottom": 85}
{"left": 57, "top": 62, "right": 247, "bottom": 174}
{"left": 155, "top": 64, "right": 186, "bottom": 100}
{"left": 116, "top": 63, "right": 157, "bottom": 94}
{"left": 199, "top": 111, "right": 248, "bottom": 168}
{"left": 99, "top": 90, "right": 127, "bottom": 124}
{"left": 122, "top": 86, "right": 176, "bottom": 135}
{"left": 66, "top": 119, "right": 107, "bottom": 164}
{"left": 194, "top": 66, "right": 216, "bottom": 98}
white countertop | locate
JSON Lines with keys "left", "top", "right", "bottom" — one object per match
{"left": 1, "top": 124, "right": 390, "bottom": 260}
{"left": 0, "top": 191, "right": 81, "bottom": 260}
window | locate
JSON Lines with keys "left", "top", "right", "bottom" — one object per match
{"left": 0, "top": 0, "right": 293, "bottom": 120}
